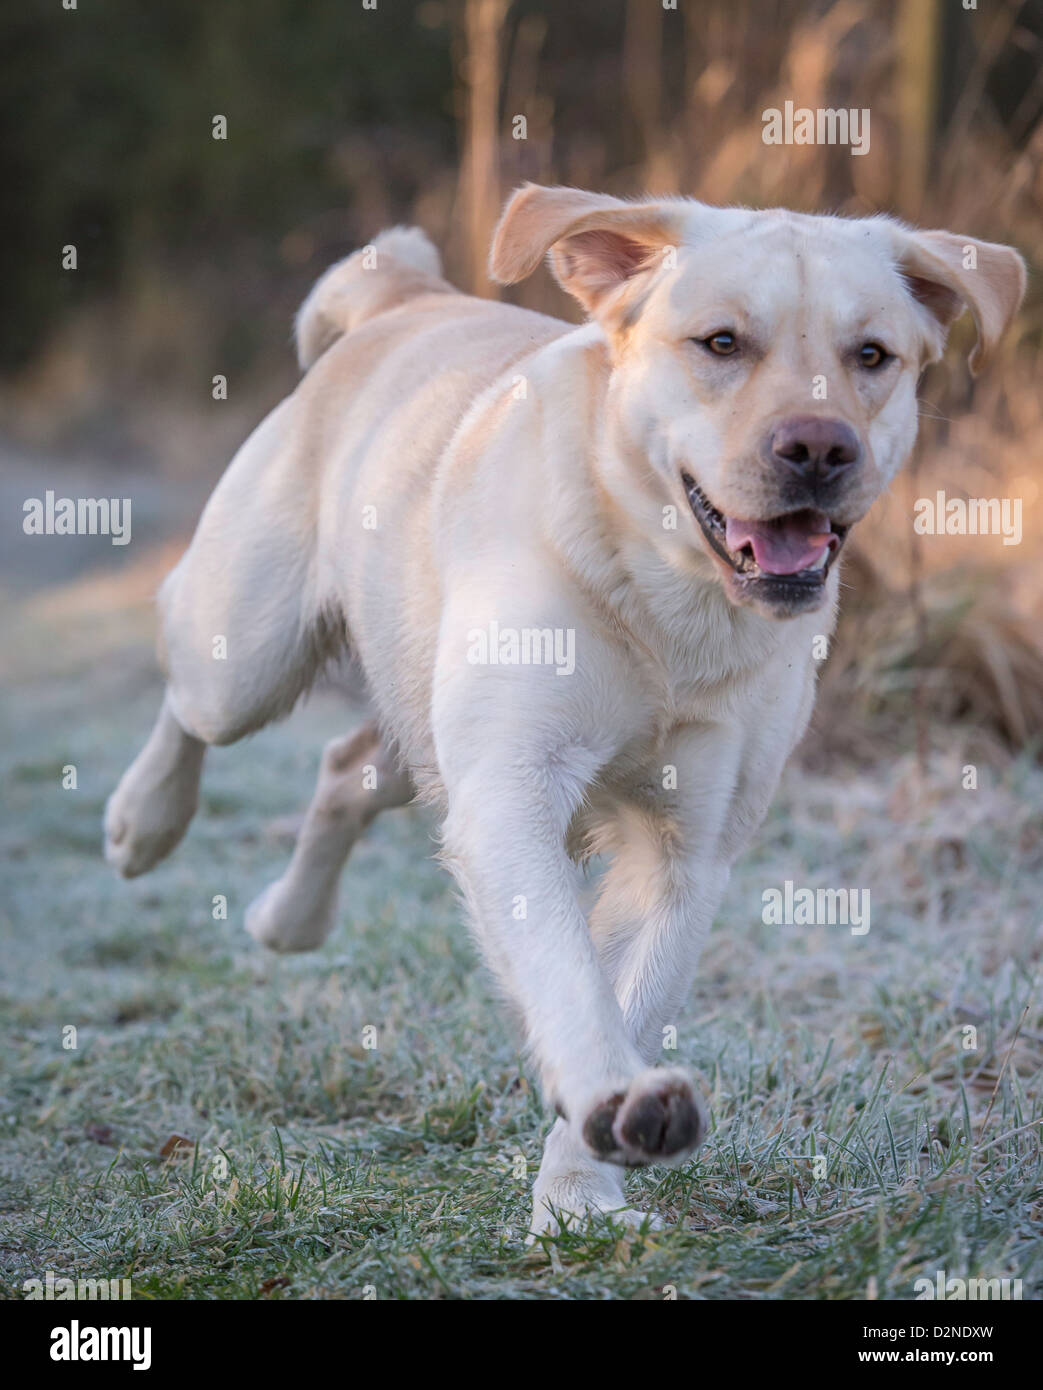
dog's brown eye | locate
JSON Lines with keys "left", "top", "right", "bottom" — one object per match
{"left": 704, "top": 331, "right": 737, "bottom": 356}
{"left": 859, "top": 342, "right": 888, "bottom": 368}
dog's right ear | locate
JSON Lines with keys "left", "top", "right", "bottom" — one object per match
{"left": 489, "top": 184, "right": 681, "bottom": 321}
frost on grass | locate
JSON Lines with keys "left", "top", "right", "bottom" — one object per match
{"left": 1, "top": 558, "right": 1041, "bottom": 1300}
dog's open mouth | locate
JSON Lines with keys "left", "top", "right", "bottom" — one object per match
{"left": 681, "top": 471, "right": 849, "bottom": 597}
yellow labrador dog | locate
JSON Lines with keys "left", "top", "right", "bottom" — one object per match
{"left": 105, "top": 185, "right": 1024, "bottom": 1234}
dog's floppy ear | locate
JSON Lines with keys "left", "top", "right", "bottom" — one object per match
{"left": 489, "top": 183, "right": 681, "bottom": 319}
{"left": 896, "top": 227, "right": 1026, "bottom": 374}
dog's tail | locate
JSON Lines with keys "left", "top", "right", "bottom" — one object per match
{"left": 295, "top": 227, "right": 445, "bottom": 371}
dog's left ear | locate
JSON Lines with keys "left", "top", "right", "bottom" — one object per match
{"left": 489, "top": 183, "right": 681, "bottom": 321}
{"left": 897, "top": 228, "right": 1026, "bottom": 374}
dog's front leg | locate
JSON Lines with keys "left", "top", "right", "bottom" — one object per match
{"left": 439, "top": 750, "right": 706, "bottom": 1191}
{"left": 527, "top": 722, "right": 779, "bottom": 1234}
{"left": 524, "top": 843, "right": 724, "bottom": 1237}
{"left": 591, "top": 723, "right": 777, "bottom": 1064}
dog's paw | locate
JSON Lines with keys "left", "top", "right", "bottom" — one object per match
{"left": 527, "top": 1169, "right": 662, "bottom": 1242}
{"left": 527, "top": 1201, "right": 661, "bottom": 1243}
{"left": 244, "top": 878, "right": 335, "bottom": 953}
{"left": 580, "top": 1068, "right": 707, "bottom": 1167}
{"left": 104, "top": 778, "right": 196, "bottom": 879}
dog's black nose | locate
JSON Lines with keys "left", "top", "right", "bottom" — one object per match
{"left": 768, "top": 416, "right": 861, "bottom": 482}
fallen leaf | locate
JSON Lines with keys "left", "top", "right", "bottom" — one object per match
{"left": 160, "top": 1132, "right": 194, "bottom": 1158}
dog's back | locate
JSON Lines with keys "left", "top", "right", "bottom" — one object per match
{"left": 292, "top": 232, "right": 571, "bottom": 783}
{"left": 149, "top": 227, "right": 567, "bottom": 767}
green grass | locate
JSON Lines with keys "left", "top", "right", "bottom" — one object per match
{"left": 2, "top": 571, "right": 1042, "bottom": 1300}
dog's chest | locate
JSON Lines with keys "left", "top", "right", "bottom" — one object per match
{"left": 617, "top": 589, "right": 785, "bottom": 729}
{"left": 595, "top": 582, "right": 817, "bottom": 794}
{"left": 599, "top": 651, "right": 753, "bottom": 790}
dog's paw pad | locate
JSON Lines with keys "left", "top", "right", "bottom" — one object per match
{"left": 582, "top": 1093, "right": 626, "bottom": 1158}
{"left": 582, "top": 1070, "right": 706, "bottom": 1167}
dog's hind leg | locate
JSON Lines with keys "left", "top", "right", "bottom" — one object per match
{"left": 245, "top": 723, "right": 413, "bottom": 953}
{"left": 104, "top": 693, "right": 207, "bottom": 878}
{"left": 105, "top": 395, "right": 340, "bottom": 878}
{"left": 105, "top": 231, "right": 449, "bottom": 883}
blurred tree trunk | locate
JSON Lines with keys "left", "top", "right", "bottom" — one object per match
{"left": 683, "top": 4, "right": 730, "bottom": 195}
{"left": 624, "top": 0, "right": 668, "bottom": 187}
{"left": 459, "top": 0, "right": 510, "bottom": 296}
{"left": 501, "top": 13, "right": 551, "bottom": 190}
{"left": 896, "top": 0, "right": 940, "bottom": 218}
{"left": 896, "top": 0, "right": 940, "bottom": 773}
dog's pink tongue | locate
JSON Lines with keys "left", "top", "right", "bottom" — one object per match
{"left": 724, "top": 511, "right": 833, "bottom": 575}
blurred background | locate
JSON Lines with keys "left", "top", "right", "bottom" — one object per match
{"left": 2, "top": 0, "right": 1041, "bottom": 759}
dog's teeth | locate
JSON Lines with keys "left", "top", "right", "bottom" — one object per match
{"left": 808, "top": 548, "right": 829, "bottom": 571}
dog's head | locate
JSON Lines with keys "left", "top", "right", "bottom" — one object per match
{"left": 490, "top": 185, "right": 1025, "bottom": 619}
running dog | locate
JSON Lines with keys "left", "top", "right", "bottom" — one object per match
{"left": 105, "top": 185, "right": 1024, "bottom": 1232}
